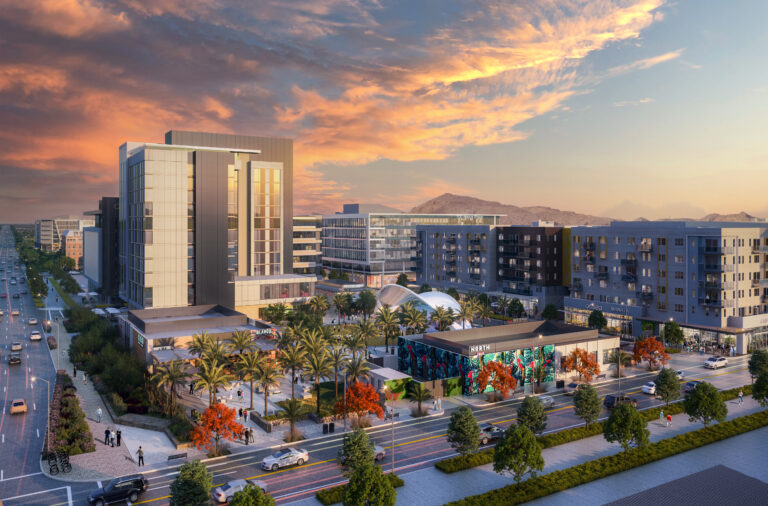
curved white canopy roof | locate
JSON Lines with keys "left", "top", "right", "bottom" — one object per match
{"left": 376, "top": 284, "right": 466, "bottom": 330}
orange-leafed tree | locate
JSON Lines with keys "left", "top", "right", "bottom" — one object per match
{"left": 633, "top": 337, "right": 670, "bottom": 370}
{"left": 563, "top": 348, "right": 601, "bottom": 382}
{"left": 190, "top": 403, "right": 244, "bottom": 457}
{"left": 335, "top": 381, "right": 384, "bottom": 426}
{"left": 476, "top": 361, "right": 517, "bottom": 401}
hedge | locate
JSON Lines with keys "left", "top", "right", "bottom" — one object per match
{"left": 446, "top": 408, "right": 768, "bottom": 505}
{"left": 315, "top": 473, "right": 404, "bottom": 505}
{"left": 435, "top": 383, "right": 752, "bottom": 473}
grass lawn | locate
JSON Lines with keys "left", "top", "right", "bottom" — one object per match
{"left": 49, "top": 277, "right": 76, "bottom": 308}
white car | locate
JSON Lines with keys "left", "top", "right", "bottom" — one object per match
{"left": 674, "top": 370, "right": 685, "bottom": 380}
{"left": 11, "top": 309, "right": 19, "bottom": 316}
{"left": 539, "top": 395, "right": 555, "bottom": 408}
{"left": 30, "top": 331, "right": 42, "bottom": 341}
{"left": 11, "top": 342, "right": 22, "bottom": 352}
{"left": 28, "top": 318, "right": 38, "bottom": 325}
{"left": 261, "top": 448, "right": 309, "bottom": 471}
{"left": 641, "top": 382, "right": 656, "bottom": 395}
{"left": 704, "top": 357, "right": 728, "bottom": 369}
{"left": 212, "top": 478, "right": 267, "bottom": 503}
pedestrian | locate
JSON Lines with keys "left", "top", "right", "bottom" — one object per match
{"left": 244, "top": 429, "right": 248, "bottom": 445}
{"left": 96, "top": 407, "right": 102, "bottom": 423}
{"left": 242, "top": 409, "right": 247, "bottom": 423}
{"left": 660, "top": 409, "right": 664, "bottom": 422}
{"left": 248, "top": 428, "right": 254, "bottom": 443}
{"left": 110, "top": 429, "right": 116, "bottom": 447}
{"left": 73, "top": 365, "right": 77, "bottom": 378}
{"left": 82, "top": 372, "right": 87, "bottom": 385}
{"left": 666, "top": 414, "right": 672, "bottom": 427}
{"left": 189, "top": 383, "right": 194, "bottom": 395}
{"left": 739, "top": 389, "right": 743, "bottom": 405}
{"left": 239, "top": 407, "right": 243, "bottom": 419}
{"left": 116, "top": 429, "right": 122, "bottom": 447}
{"left": 136, "top": 446, "right": 144, "bottom": 466}
{"left": 104, "top": 428, "right": 110, "bottom": 445}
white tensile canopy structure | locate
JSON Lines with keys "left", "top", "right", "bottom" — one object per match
{"left": 376, "top": 284, "right": 468, "bottom": 331}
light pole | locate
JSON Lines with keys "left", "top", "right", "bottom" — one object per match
{"left": 383, "top": 385, "right": 395, "bottom": 474}
{"left": 32, "top": 376, "right": 51, "bottom": 450}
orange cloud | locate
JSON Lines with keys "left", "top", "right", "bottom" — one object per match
{"left": 0, "top": 0, "right": 131, "bottom": 38}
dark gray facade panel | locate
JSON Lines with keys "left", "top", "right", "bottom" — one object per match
{"left": 100, "top": 197, "right": 119, "bottom": 299}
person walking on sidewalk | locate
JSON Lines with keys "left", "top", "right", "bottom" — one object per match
{"left": 239, "top": 407, "right": 243, "bottom": 420}
{"left": 73, "top": 365, "right": 77, "bottom": 378}
{"left": 116, "top": 429, "right": 122, "bottom": 447}
{"left": 660, "top": 409, "right": 664, "bottom": 423}
{"left": 96, "top": 407, "right": 102, "bottom": 423}
{"left": 104, "top": 428, "right": 110, "bottom": 446}
{"left": 136, "top": 446, "right": 144, "bottom": 466}
{"left": 739, "top": 389, "right": 744, "bottom": 405}
{"left": 110, "top": 429, "right": 116, "bottom": 447}
{"left": 189, "top": 382, "right": 194, "bottom": 395}
{"left": 666, "top": 414, "right": 672, "bottom": 427}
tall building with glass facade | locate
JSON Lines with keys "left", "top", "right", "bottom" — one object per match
{"left": 35, "top": 216, "right": 94, "bottom": 252}
{"left": 565, "top": 221, "right": 768, "bottom": 354}
{"left": 118, "top": 130, "right": 315, "bottom": 318}
{"left": 293, "top": 215, "right": 322, "bottom": 276}
{"left": 322, "top": 204, "right": 501, "bottom": 288}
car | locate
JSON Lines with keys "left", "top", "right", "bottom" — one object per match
{"left": 339, "top": 442, "right": 386, "bottom": 464}
{"left": 10, "top": 399, "right": 27, "bottom": 414}
{"left": 261, "top": 448, "right": 309, "bottom": 471}
{"left": 0, "top": 293, "right": 5, "bottom": 299}
{"left": 683, "top": 380, "right": 703, "bottom": 394}
{"left": 0, "top": 310, "right": 4, "bottom": 316}
{"left": 12, "top": 293, "right": 19, "bottom": 299}
{"left": 30, "top": 331, "right": 42, "bottom": 341}
{"left": 10, "top": 280, "right": 15, "bottom": 285}
{"left": 641, "top": 382, "right": 657, "bottom": 395}
{"left": 11, "top": 342, "right": 22, "bottom": 352}
{"left": 479, "top": 423, "right": 504, "bottom": 445}
{"left": 8, "top": 352, "right": 21, "bottom": 365}
{"left": 564, "top": 381, "right": 583, "bottom": 396}
{"left": 603, "top": 394, "right": 638, "bottom": 409}
{"left": 704, "top": 357, "right": 728, "bottom": 369}
{"left": 674, "top": 370, "right": 685, "bottom": 380}
{"left": 28, "top": 317, "right": 38, "bottom": 325}
{"left": 11, "top": 309, "right": 19, "bottom": 316}
{"left": 539, "top": 395, "right": 555, "bottom": 409}
{"left": 20, "top": 289, "right": 27, "bottom": 294}
{"left": 87, "top": 474, "right": 149, "bottom": 505}
{"left": 212, "top": 478, "right": 267, "bottom": 503}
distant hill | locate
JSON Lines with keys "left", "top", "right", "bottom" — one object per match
{"left": 410, "top": 193, "right": 612, "bottom": 226}
{"left": 699, "top": 212, "right": 764, "bottom": 222}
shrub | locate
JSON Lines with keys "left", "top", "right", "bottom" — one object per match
{"left": 108, "top": 393, "right": 127, "bottom": 416}
{"left": 170, "top": 414, "right": 194, "bottom": 443}
{"left": 315, "top": 473, "right": 404, "bottom": 505}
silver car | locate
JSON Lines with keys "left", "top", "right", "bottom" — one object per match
{"left": 538, "top": 395, "right": 555, "bottom": 409}
{"left": 261, "top": 448, "right": 309, "bottom": 471}
{"left": 212, "top": 479, "right": 267, "bottom": 503}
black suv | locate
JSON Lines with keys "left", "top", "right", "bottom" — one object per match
{"left": 603, "top": 395, "right": 638, "bottom": 409}
{"left": 479, "top": 423, "right": 504, "bottom": 445}
{"left": 88, "top": 475, "right": 149, "bottom": 505}
{"left": 8, "top": 352, "right": 21, "bottom": 365}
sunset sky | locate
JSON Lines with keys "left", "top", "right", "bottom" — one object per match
{"left": 1, "top": 0, "right": 767, "bottom": 223}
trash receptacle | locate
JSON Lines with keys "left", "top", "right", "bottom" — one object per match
{"left": 329, "top": 422, "right": 335, "bottom": 433}
{"left": 556, "top": 380, "right": 565, "bottom": 389}
{"left": 323, "top": 423, "right": 329, "bottom": 434}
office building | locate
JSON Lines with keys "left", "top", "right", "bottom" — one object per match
{"left": 322, "top": 203, "right": 501, "bottom": 288}
{"left": 83, "top": 197, "right": 120, "bottom": 301}
{"left": 118, "top": 130, "right": 315, "bottom": 318}
{"left": 293, "top": 215, "right": 322, "bottom": 276}
{"left": 565, "top": 221, "right": 768, "bottom": 353}
{"left": 61, "top": 230, "right": 83, "bottom": 269}
{"left": 34, "top": 216, "right": 94, "bottom": 252}
{"left": 414, "top": 224, "right": 497, "bottom": 293}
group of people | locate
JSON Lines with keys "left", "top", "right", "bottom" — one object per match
{"left": 241, "top": 427, "right": 255, "bottom": 445}
{"left": 238, "top": 407, "right": 249, "bottom": 423}
{"left": 103, "top": 426, "right": 122, "bottom": 448}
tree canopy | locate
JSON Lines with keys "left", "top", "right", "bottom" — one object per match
{"left": 587, "top": 310, "right": 607, "bottom": 329}
{"left": 753, "top": 373, "right": 768, "bottom": 407}
{"left": 190, "top": 403, "right": 244, "bottom": 457}
{"left": 563, "top": 348, "right": 601, "bottom": 382}
{"left": 684, "top": 382, "right": 727, "bottom": 426}
{"left": 654, "top": 368, "right": 681, "bottom": 406}
{"left": 343, "top": 462, "right": 396, "bottom": 506}
{"left": 229, "top": 485, "right": 275, "bottom": 506}
{"left": 476, "top": 361, "right": 517, "bottom": 401}
{"left": 446, "top": 406, "right": 480, "bottom": 456}
{"left": 661, "top": 321, "right": 684, "bottom": 347}
{"left": 493, "top": 424, "right": 544, "bottom": 484}
{"left": 633, "top": 337, "right": 670, "bottom": 370}
{"left": 603, "top": 403, "right": 649, "bottom": 452}
{"left": 541, "top": 304, "right": 559, "bottom": 320}
{"left": 340, "top": 428, "right": 374, "bottom": 476}
{"left": 170, "top": 460, "right": 213, "bottom": 506}
{"left": 573, "top": 384, "right": 601, "bottom": 427}
{"left": 396, "top": 273, "right": 409, "bottom": 286}
{"left": 517, "top": 396, "right": 547, "bottom": 435}
{"left": 748, "top": 349, "right": 768, "bottom": 379}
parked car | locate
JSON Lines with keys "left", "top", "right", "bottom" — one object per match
{"left": 704, "top": 357, "right": 727, "bottom": 369}
{"left": 683, "top": 380, "right": 703, "bottom": 394}
{"left": 564, "top": 381, "right": 583, "bottom": 396}
{"left": 87, "top": 475, "right": 149, "bottom": 505}
{"left": 11, "top": 309, "right": 19, "bottom": 316}
{"left": 539, "top": 395, "right": 555, "bottom": 409}
{"left": 339, "top": 443, "right": 385, "bottom": 464}
{"left": 641, "top": 382, "right": 657, "bottom": 395}
{"left": 603, "top": 395, "right": 638, "bottom": 409}
{"left": 30, "top": 331, "right": 42, "bottom": 341}
{"left": 261, "top": 448, "right": 309, "bottom": 471}
{"left": 11, "top": 342, "right": 22, "bottom": 352}
{"left": 479, "top": 423, "right": 504, "bottom": 445}
{"left": 8, "top": 352, "right": 21, "bottom": 365}
{"left": 12, "top": 293, "right": 19, "bottom": 299}
{"left": 28, "top": 317, "right": 38, "bottom": 325}
{"left": 212, "top": 478, "right": 267, "bottom": 504}
{"left": 674, "top": 370, "right": 685, "bottom": 380}
{"left": 10, "top": 399, "right": 27, "bottom": 414}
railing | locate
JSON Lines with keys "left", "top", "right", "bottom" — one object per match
{"left": 638, "top": 243, "right": 653, "bottom": 252}
{"left": 621, "top": 273, "right": 637, "bottom": 283}
{"left": 583, "top": 242, "right": 596, "bottom": 251}
{"left": 583, "top": 255, "right": 595, "bottom": 264}
{"left": 752, "top": 278, "right": 760, "bottom": 287}
{"left": 620, "top": 258, "right": 637, "bottom": 266}
{"left": 637, "top": 291, "right": 653, "bottom": 300}
{"left": 596, "top": 271, "right": 609, "bottom": 280}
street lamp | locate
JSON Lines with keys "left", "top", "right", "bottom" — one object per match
{"left": 383, "top": 385, "right": 395, "bottom": 475}
{"left": 32, "top": 376, "right": 51, "bottom": 449}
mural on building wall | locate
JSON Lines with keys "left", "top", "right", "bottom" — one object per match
{"left": 397, "top": 337, "right": 555, "bottom": 395}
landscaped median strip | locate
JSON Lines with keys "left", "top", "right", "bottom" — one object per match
{"left": 315, "top": 473, "right": 404, "bottom": 505}
{"left": 435, "top": 383, "right": 753, "bottom": 473}
{"left": 446, "top": 404, "right": 768, "bottom": 505}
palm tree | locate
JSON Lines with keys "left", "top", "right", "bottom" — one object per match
{"left": 496, "top": 296, "right": 511, "bottom": 317}
{"left": 256, "top": 360, "right": 284, "bottom": 417}
{"left": 282, "top": 397, "right": 304, "bottom": 442}
{"left": 478, "top": 304, "right": 494, "bottom": 327}
{"left": 237, "top": 352, "right": 265, "bottom": 410}
{"left": 607, "top": 349, "right": 632, "bottom": 379}
{"left": 300, "top": 328, "right": 326, "bottom": 358}
{"left": 342, "top": 332, "right": 364, "bottom": 360}
{"left": 456, "top": 302, "right": 475, "bottom": 330}
{"left": 375, "top": 305, "right": 400, "bottom": 354}
{"left": 305, "top": 349, "right": 333, "bottom": 414}
{"left": 203, "top": 339, "right": 231, "bottom": 367}
{"left": 431, "top": 306, "right": 455, "bottom": 331}
{"left": 406, "top": 381, "right": 432, "bottom": 415}
{"left": 229, "top": 329, "right": 256, "bottom": 356}
{"left": 263, "top": 303, "right": 289, "bottom": 326}
{"left": 189, "top": 331, "right": 214, "bottom": 360}
{"left": 356, "top": 289, "right": 378, "bottom": 321}
{"left": 403, "top": 306, "right": 427, "bottom": 335}
{"left": 308, "top": 294, "right": 330, "bottom": 318}
{"left": 333, "top": 292, "right": 349, "bottom": 323}
{"left": 151, "top": 360, "right": 191, "bottom": 416}
{"left": 354, "top": 320, "right": 378, "bottom": 357}
{"left": 195, "top": 359, "right": 234, "bottom": 406}
{"left": 327, "top": 344, "right": 348, "bottom": 401}
{"left": 345, "top": 354, "right": 370, "bottom": 383}
{"left": 279, "top": 344, "right": 307, "bottom": 400}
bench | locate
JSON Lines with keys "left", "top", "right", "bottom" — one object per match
{"left": 167, "top": 453, "right": 187, "bottom": 462}
{"left": 384, "top": 411, "right": 400, "bottom": 420}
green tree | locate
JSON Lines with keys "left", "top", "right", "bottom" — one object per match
{"left": 588, "top": 310, "right": 607, "bottom": 330}
{"left": 229, "top": 329, "right": 256, "bottom": 356}
{"left": 496, "top": 296, "right": 511, "bottom": 317}
{"left": 573, "top": 384, "right": 601, "bottom": 427}
{"left": 229, "top": 484, "right": 275, "bottom": 506}
{"left": 606, "top": 349, "right": 632, "bottom": 379}
{"left": 493, "top": 425, "right": 544, "bottom": 484}
{"left": 308, "top": 294, "right": 330, "bottom": 317}
{"left": 333, "top": 292, "right": 350, "bottom": 322}
{"left": 282, "top": 397, "right": 304, "bottom": 443}
{"left": 406, "top": 381, "right": 432, "bottom": 415}
{"left": 328, "top": 344, "right": 348, "bottom": 401}
{"left": 279, "top": 344, "right": 307, "bottom": 401}
{"left": 478, "top": 304, "right": 494, "bottom": 327}
{"left": 151, "top": 360, "right": 191, "bottom": 416}
{"left": 396, "top": 273, "right": 409, "bottom": 286}
{"left": 194, "top": 359, "right": 234, "bottom": 407}
{"left": 753, "top": 373, "right": 768, "bottom": 407}
{"left": 356, "top": 289, "right": 378, "bottom": 321}
{"left": 375, "top": 305, "right": 400, "bottom": 354}
{"left": 445, "top": 287, "right": 460, "bottom": 301}
{"left": 342, "top": 462, "right": 396, "bottom": 506}
{"left": 354, "top": 319, "right": 378, "bottom": 355}
{"left": 509, "top": 298, "right": 525, "bottom": 318}
{"left": 417, "top": 283, "right": 431, "bottom": 293}
{"left": 456, "top": 302, "right": 475, "bottom": 330}
{"left": 603, "top": 403, "right": 650, "bottom": 452}
{"left": 340, "top": 428, "right": 374, "bottom": 476}
{"left": 446, "top": 406, "right": 480, "bottom": 456}
{"left": 661, "top": 321, "right": 684, "bottom": 347}
{"left": 430, "top": 305, "right": 455, "bottom": 331}
{"left": 237, "top": 352, "right": 265, "bottom": 410}
{"left": 684, "top": 382, "right": 727, "bottom": 426}
{"left": 262, "top": 303, "right": 289, "bottom": 326}
{"left": 344, "top": 355, "right": 371, "bottom": 383}
{"left": 517, "top": 396, "right": 547, "bottom": 435}
{"left": 169, "top": 460, "right": 213, "bottom": 506}
{"left": 256, "top": 360, "right": 284, "bottom": 416}
{"left": 402, "top": 305, "right": 427, "bottom": 335}
{"left": 748, "top": 349, "right": 768, "bottom": 380}
{"left": 305, "top": 349, "right": 333, "bottom": 414}
{"left": 654, "top": 368, "right": 681, "bottom": 406}
{"left": 541, "top": 304, "right": 559, "bottom": 320}
{"left": 189, "top": 331, "right": 214, "bottom": 360}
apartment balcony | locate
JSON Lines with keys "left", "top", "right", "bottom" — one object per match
{"left": 700, "top": 245, "right": 735, "bottom": 255}
{"left": 572, "top": 281, "right": 583, "bottom": 291}
{"left": 762, "top": 294, "right": 768, "bottom": 303}
{"left": 445, "top": 255, "right": 456, "bottom": 264}
{"left": 445, "top": 236, "right": 456, "bottom": 243}
{"left": 621, "top": 273, "right": 637, "bottom": 283}
{"left": 583, "top": 255, "right": 595, "bottom": 265}
{"left": 583, "top": 242, "right": 596, "bottom": 251}
{"left": 620, "top": 258, "right": 637, "bottom": 266}
{"left": 638, "top": 242, "right": 653, "bottom": 253}
{"left": 596, "top": 271, "right": 609, "bottom": 280}
{"left": 752, "top": 278, "right": 761, "bottom": 288}
{"left": 636, "top": 290, "right": 654, "bottom": 301}
{"left": 703, "top": 264, "right": 735, "bottom": 273}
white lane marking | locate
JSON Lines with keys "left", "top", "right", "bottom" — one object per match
{"left": 0, "top": 485, "right": 70, "bottom": 502}
{"left": 1, "top": 434, "right": 4, "bottom": 443}
{"left": 0, "top": 471, "right": 42, "bottom": 482}
{"left": 67, "top": 486, "right": 72, "bottom": 506}
{"left": 1, "top": 470, "right": 3, "bottom": 481}
{"left": 36, "top": 428, "right": 40, "bottom": 438}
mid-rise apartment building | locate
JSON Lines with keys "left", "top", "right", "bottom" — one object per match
{"left": 34, "top": 216, "right": 94, "bottom": 252}
{"left": 83, "top": 197, "right": 120, "bottom": 301}
{"left": 322, "top": 204, "right": 501, "bottom": 288}
{"left": 118, "top": 130, "right": 315, "bottom": 318}
{"left": 62, "top": 229, "right": 84, "bottom": 269}
{"left": 293, "top": 215, "right": 322, "bottom": 276}
{"left": 565, "top": 221, "right": 768, "bottom": 353}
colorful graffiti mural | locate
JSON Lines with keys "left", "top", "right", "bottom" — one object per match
{"left": 397, "top": 337, "right": 555, "bottom": 395}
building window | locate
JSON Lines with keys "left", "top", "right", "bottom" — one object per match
{"left": 674, "top": 304, "right": 684, "bottom": 312}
